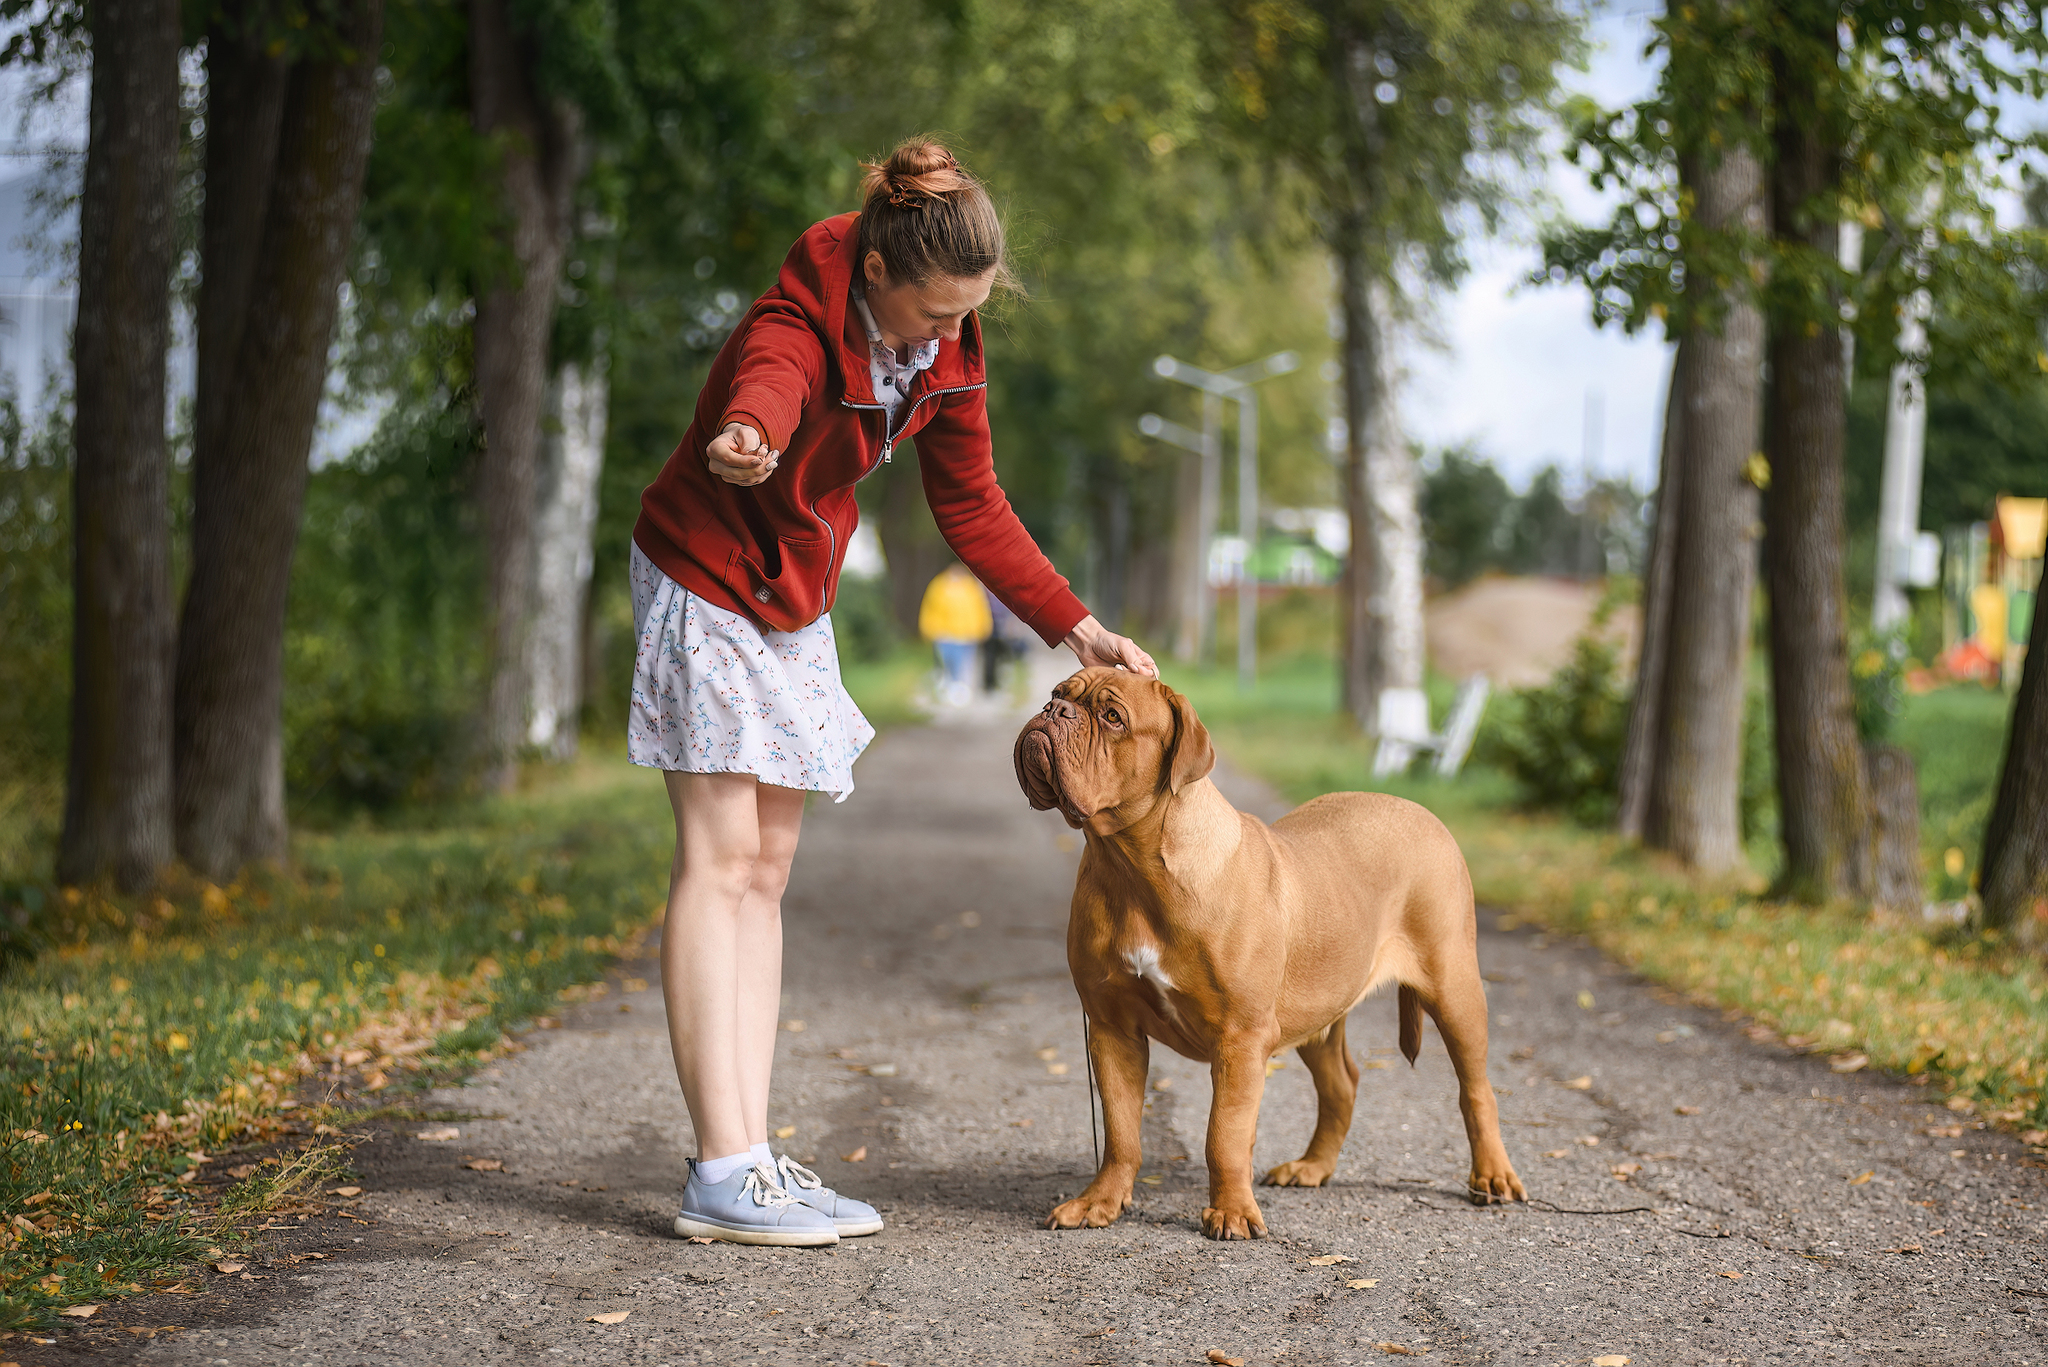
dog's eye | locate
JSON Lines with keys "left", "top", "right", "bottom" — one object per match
{"left": 1103, "top": 708, "right": 1123, "bottom": 728}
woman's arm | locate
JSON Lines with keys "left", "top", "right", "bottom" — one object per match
{"left": 704, "top": 299, "right": 824, "bottom": 482}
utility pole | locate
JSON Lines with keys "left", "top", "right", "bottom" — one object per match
{"left": 1152, "top": 351, "right": 1299, "bottom": 688}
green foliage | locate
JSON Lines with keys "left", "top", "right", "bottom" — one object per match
{"left": 828, "top": 576, "right": 902, "bottom": 666}
{"left": 1850, "top": 630, "right": 1907, "bottom": 742}
{"left": 1479, "top": 629, "right": 1630, "bottom": 826}
{"left": 1421, "top": 448, "right": 1645, "bottom": 586}
{"left": 0, "top": 398, "right": 72, "bottom": 880}
{"left": 1419, "top": 447, "right": 1512, "bottom": 587}
{"left": 1846, "top": 369, "right": 2048, "bottom": 535}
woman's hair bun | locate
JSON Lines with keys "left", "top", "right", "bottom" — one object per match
{"left": 857, "top": 136, "right": 1018, "bottom": 293}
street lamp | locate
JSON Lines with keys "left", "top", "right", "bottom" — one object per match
{"left": 1151, "top": 351, "right": 1299, "bottom": 688}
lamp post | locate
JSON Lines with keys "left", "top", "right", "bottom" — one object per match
{"left": 1151, "top": 351, "right": 1298, "bottom": 688}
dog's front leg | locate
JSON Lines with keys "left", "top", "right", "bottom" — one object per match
{"left": 1200, "top": 1038, "right": 1270, "bottom": 1239}
{"left": 1044, "top": 1021, "right": 1148, "bottom": 1230}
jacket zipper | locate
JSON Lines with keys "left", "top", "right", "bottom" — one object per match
{"left": 818, "top": 381, "right": 988, "bottom": 597}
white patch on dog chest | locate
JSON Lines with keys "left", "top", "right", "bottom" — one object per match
{"left": 1123, "top": 945, "right": 1179, "bottom": 1008}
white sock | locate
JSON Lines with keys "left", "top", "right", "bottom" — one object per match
{"left": 750, "top": 1142, "right": 776, "bottom": 1167}
{"left": 695, "top": 1150, "right": 756, "bottom": 1185}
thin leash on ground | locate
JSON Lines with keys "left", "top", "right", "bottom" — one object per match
{"left": 1083, "top": 1010, "right": 1101, "bottom": 1171}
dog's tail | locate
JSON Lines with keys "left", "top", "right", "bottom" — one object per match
{"left": 1397, "top": 985, "right": 1424, "bottom": 1067}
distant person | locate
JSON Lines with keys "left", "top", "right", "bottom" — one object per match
{"left": 919, "top": 562, "right": 993, "bottom": 705}
{"left": 629, "top": 137, "right": 1156, "bottom": 1247}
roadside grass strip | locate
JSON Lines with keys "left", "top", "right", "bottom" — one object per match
{"left": 1174, "top": 660, "right": 2048, "bottom": 1140}
{"left": 0, "top": 754, "right": 672, "bottom": 1329}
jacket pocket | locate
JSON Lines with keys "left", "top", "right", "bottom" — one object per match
{"left": 724, "top": 536, "right": 830, "bottom": 632}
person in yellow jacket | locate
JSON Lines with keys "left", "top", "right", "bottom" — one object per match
{"left": 919, "top": 562, "right": 994, "bottom": 705}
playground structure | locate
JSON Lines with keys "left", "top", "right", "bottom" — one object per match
{"left": 1941, "top": 495, "right": 2045, "bottom": 689}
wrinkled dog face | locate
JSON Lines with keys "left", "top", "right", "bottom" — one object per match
{"left": 1013, "top": 668, "right": 1213, "bottom": 832}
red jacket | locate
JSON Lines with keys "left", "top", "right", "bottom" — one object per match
{"left": 633, "top": 213, "right": 1089, "bottom": 645}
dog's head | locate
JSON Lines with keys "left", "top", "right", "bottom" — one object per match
{"left": 1012, "top": 668, "right": 1214, "bottom": 834}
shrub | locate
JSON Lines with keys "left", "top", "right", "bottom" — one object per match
{"left": 1479, "top": 628, "right": 1631, "bottom": 826}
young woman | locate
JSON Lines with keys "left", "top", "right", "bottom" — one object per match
{"left": 629, "top": 137, "right": 1156, "bottom": 1246}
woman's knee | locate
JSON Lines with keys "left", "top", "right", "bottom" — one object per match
{"left": 677, "top": 839, "right": 763, "bottom": 907}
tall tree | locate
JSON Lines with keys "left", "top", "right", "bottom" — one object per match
{"left": 1981, "top": 575, "right": 2048, "bottom": 943}
{"left": 58, "top": 0, "right": 180, "bottom": 890}
{"left": 469, "top": 0, "right": 582, "bottom": 793}
{"left": 173, "top": 0, "right": 386, "bottom": 877}
{"left": 525, "top": 353, "right": 608, "bottom": 759}
{"left": 1760, "top": 0, "right": 1870, "bottom": 902}
{"left": 1615, "top": 342, "right": 1685, "bottom": 842}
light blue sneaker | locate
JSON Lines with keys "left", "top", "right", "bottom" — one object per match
{"left": 775, "top": 1154, "right": 884, "bottom": 1237}
{"left": 675, "top": 1160, "right": 838, "bottom": 1246}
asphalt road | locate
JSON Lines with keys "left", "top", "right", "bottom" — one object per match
{"left": 71, "top": 672, "right": 2048, "bottom": 1366}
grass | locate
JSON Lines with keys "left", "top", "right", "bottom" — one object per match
{"left": 1174, "top": 654, "right": 2048, "bottom": 1136}
{"left": 0, "top": 751, "right": 675, "bottom": 1328}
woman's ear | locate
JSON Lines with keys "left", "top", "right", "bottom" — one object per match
{"left": 1162, "top": 684, "right": 1215, "bottom": 794}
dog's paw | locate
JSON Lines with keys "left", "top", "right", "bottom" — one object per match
{"left": 1199, "top": 1202, "right": 1268, "bottom": 1240}
{"left": 1263, "top": 1159, "right": 1334, "bottom": 1188}
{"left": 1466, "top": 1165, "right": 1527, "bottom": 1205}
{"left": 1044, "top": 1192, "right": 1128, "bottom": 1230}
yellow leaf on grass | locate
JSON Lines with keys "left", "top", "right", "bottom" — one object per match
{"left": 465, "top": 1159, "right": 503, "bottom": 1172}
{"left": 774, "top": 1125, "right": 796, "bottom": 1139}
{"left": 1206, "top": 1352, "right": 1244, "bottom": 1366}
{"left": 1561, "top": 1076, "right": 1592, "bottom": 1090}
{"left": 1347, "top": 1278, "right": 1379, "bottom": 1289}
{"left": 1848, "top": 1170, "right": 1873, "bottom": 1185}
{"left": 586, "top": 1310, "right": 630, "bottom": 1324}
{"left": 226, "top": 1164, "right": 257, "bottom": 1180}
{"left": 841, "top": 1146, "right": 867, "bottom": 1163}
{"left": 57, "top": 1306, "right": 97, "bottom": 1319}
{"left": 1307, "top": 1254, "right": 1353, "bottom": 1266}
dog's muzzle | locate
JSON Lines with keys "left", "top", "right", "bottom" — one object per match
{"left": 1014, "top": 721, "right": 1064, "bottom": 813}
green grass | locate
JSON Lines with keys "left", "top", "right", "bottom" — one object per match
{"left": 840, "top": 642, "right": 940, "bottom": 730}
{"left": 0, "top": 754, "right": 674, "bottom": 1327}
{"left": 1172, "top": 653, "right": 2048, "bottom": 1135}
{"left": 1892, "top": 683, "right": 2011, "bottom": 900}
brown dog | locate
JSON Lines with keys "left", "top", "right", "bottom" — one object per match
{"left": 1014, "top": 668, "right": 1523, "bottom": 1240}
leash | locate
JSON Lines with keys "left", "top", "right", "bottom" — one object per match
{"left": 1082, "top": 1010, "right": 1101, "bottom": 1170}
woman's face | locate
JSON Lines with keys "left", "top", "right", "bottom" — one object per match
{"left": 862, "top": 251, "right": 995, "bottom": 352}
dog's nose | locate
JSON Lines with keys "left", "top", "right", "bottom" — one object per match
{"left": 1044, "top": 698, "right": 1079, "bottom": 722}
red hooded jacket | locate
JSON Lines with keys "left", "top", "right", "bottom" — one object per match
{"left": 632, "top": 213, "right": 1089, "bottom": 645}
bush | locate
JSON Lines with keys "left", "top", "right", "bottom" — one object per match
{"left": 830, "top": 574, "right": 902, "bottom": 664}
{"left": 1479, "top": 628, "right": 1631, "bottom": 826}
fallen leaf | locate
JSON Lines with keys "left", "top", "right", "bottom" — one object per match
{"left": 685, "top": 1237, "right": 715, "bottom": 1245}
{"left": 57, "top": 1306, "right": 97, "bottom": 1319}
{"left": 1153, "top": 1077, "right": 1173, "bottom": 1091}
{"left": 1206, "top": 1352, "right": 1244, "bottom": 1367}
{"left": 1946, "top": 1095, "right": 1975, "bottom": 1114}
{"left": 1347, "top": 1278, "right": 1379, "bottom": 1289}
{"left": 226, "top": 1164, "right": 257, "bottom": 1180}
{"left": 841, "top": 1146, "right": 868, "bottom": 1163}
{"left": 866, "top": 1063, "right": 897, "bottom": 1078}
{"left": 1675, "top": 1105, "right": 1702, "bottom": 1116}
{"left": 1611, "top": 1163, "right": 1641, "bottom": 1179}
{"left": 1848, "top": 1170, "right": 1874, "bottom": 1186}
{"left": 464, "top": 1159, "right": 503, "bottom": 1172}
{"left": 330, "top": 1186, "right": 362, "bottom": 1198}
{"left": 1884, "top": 1245, "right": 1922, "bottom": 1254}
{"left": 2020, "top": 1130, "right": 2048, "bottom": 1146}
{"left": 1138, "top": 1174, "right": 1162, "bottom": 1185}
{"left": 774, "top": 1125, "right": 796, "bottom": 1139}
{"left": 1577, "top": 991, "right": 1595, "bottom": 1010}
{"left": 1307, "top": 1254, "right": 1354, "bottom": 1266}
{"left": 1561, "top": 1076, "right": 1592, "bottom": 1090}
{"left": 1376, "top": 1344, "right": 1415, "bottom": 1356}
{"left": 586, "top": 1310, "right": 630, "bottom": 1324}
{"left": 211, "top": 1262, "right": 245, "bottom": 1275}
{"left": 1717, "top": 1271, "right": 1742, "bottom": 1280}
{"left": 1592, "top": 1357, "right": 1631, "bottom": 1366}
{"left": 1578, "top": 1135, "right": 1601, "bottom": 1147}
{"left": 1047, "top": 1063, "right": 1069, "bottom": 1076}
{"left": 1542, "top": 1149, "right": 1569, "bottom": 1159}
{"left": 1036, "top": 1047, "right": 1059, "bottom": 1061}
{"left": 1012, "top": 1118, "right": 1033, "bottom": 1127}
{"left": 416, "top": 1126, "right": 460, "bottom": 1142}
{"left": 1829, "top": 1053, "right": 1869, "bottom": 1074}
{"left": 783, "top": 1020, "right": 806, "bottom": 1033}
{"left": 340, "top": 1048, "right": 371, "bottom": 1067}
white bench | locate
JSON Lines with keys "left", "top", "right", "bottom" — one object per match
{"left": 1371, "top": 675, "right": 1491, "bottom": 779}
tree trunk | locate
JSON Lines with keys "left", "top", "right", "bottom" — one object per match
{"left": 1335, "top": 227, "right": 1381, "bottom": 729}
{"left": 1644, "top": 143, "right": 1767, "bottom": 872}
{"left": 58, "top": 0, "right": 181, "bottom": 891}
{"left": 526, "top": 356, "right": 608, "bottom": 761}
{"left": 1761, "top": 10, "right": 1871, "bottom": 903}
{"left": 1617, "top": 341, "right": 1688, "bottom": 840}
{"left": 174, "top": 0, "right": 385, "bottom": 878}
{"left": 471, "top": 0, "right": 581, "bottom": 793}
{"left": 1865, "top": 743, "right": 1922, "bottom": 916}
{"left": 1980, "top": 564, "right": 2048, "bottom": 943}
{"left": 1365, "top": 275, "right": 1424, "bottom": 703}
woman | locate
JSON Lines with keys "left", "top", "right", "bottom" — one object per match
{"left": 629, "top": 137, "right": 1156, "bottom": 1247}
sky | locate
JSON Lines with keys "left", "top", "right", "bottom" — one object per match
{"left": 1402, "top": 4, "right": 1672, "bottom": 493}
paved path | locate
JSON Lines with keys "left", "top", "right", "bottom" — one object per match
{"left": 118, "top": 687, "right": 2048, "bottom": 1366}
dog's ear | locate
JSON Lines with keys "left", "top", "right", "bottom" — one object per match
{"left": 1161, "top": 683, "right": 1215, "bottom": 794}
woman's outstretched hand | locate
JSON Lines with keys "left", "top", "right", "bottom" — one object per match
{"left": 1063, "top": 614, "right": 1158, "bottom": 678}
{"left": 706, "top": 422, "right": 780, "bottom": 486}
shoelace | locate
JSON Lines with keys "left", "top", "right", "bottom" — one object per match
{"left": 741, "top": 1163, "right": 798, "bottom": 1208}
{"left": 775, "top": 1155, "right": 825, "bottom": 1192}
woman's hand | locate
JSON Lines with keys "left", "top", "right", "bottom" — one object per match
{"left": 1063, "top": 614, "right": 1158, "bottom": 678}
{"left": 706, "top": 422, "right": 780, "bottom": 486}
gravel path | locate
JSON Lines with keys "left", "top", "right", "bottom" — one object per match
{"left": 93, "top": 677, "right": 2048, "bottom": 1366}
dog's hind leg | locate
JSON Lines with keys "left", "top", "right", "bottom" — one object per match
{"left": 1045, "top": 1021, "right": 1148, "bottom": 1231}
{"left": 1265, "top": 1015, "right": 1360, "bottom": 1188}
{"left": 1414, "top": 967, "right": 1526, "bottom": 1205}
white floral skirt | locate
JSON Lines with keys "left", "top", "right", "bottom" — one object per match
{"left": 628, "top": 543, "right": 874, "bottom": 800}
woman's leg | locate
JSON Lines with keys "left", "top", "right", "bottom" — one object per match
{"left": 660, "top": 771, "right": 770, "bottom": 1161}
{"left": 734, "top": 783, "right": 806, "bottom": 1142}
